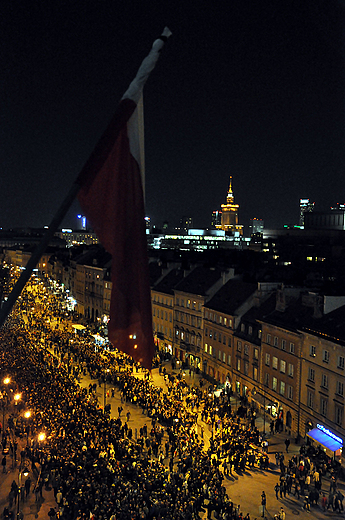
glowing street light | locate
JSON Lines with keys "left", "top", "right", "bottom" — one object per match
{"left": 38, "top": 432, "right": 46, "bottom": 443}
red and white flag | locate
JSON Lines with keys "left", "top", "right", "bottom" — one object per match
{"left": 77, "top": 28, "right": 171, "bottom": 370}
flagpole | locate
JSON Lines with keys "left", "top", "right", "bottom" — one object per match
{"left": 0, "top": 27, "right": 171, "bottom": 329}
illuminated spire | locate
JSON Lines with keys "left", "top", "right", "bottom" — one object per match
{"left": 226, "top": 175, "right": 234, "bottom": 204}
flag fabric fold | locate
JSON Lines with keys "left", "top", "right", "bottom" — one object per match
{"left": 77, "top": 28, "right": 171, "bottom": 370}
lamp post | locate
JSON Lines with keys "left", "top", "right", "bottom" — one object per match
{"left": 104, "top": 369, "right": 110, "bottom": 414}
{"left": 1, "top": 377, "right": 11, "bottom": 434}
{"left": 17, "top": 464, "right": 29, "bottom": 519}
{"left": 24, "top": 411, "right": 31, "bottom": 447}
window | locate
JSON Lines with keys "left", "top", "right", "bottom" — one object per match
{"left": 336, "top": 381, "right": 344, "bottom": 396}
{"left": 267, "top": 333, "right": 271, "bottom": 344}
{"left": 248, "top": 326, "right": 253, "bottom": 335}
{"left": 237, "top": 358, "right": 241, "bottom": 371}
{"left": 244, "top": 344, "right": 249, "bottom": 356}
{"left": 280, "top": 360, "right": 286, "bottom": 373}
{"left": 274, "top": 336, "right": 279, "bottom": 347}
{"left": 227, "top": 354, "right": 231, "bottom": 366}
{"left": 222, "top": 352, "right": 226, "bottom": 363}
{"left": 265, "top": 353, "right": 270, "bottom": 366}
{"left": 241, "top": 323, "right": 245, "bottom": 332}
{"left": 289, "top": 342, "right": 295, "bottom": 354}
{"left": 244, "top": 362, "right": 249, "bottom": 375}
{"left": 335, "top": 406, "right": 343, "bottom": 426}
{"left": 287, "top": 385, "right": 293, "bottom": 400}
{"left": 209, "top": 329, "right": 213, "bottom": 338}
{"left": 214, "top": 332, "right": 217, "bottom": 341}
{"left": 253, "top": 366, "right": 258, "bottom": 381}
{"left": 258, "top": 329, "right": 262, "bottom": 339}
{"left": 323, "top": 350, "right": 329, "bottom": 363}
{"left": 204, "top": 343, "right": 208, "bottom": 353}
{"left": 237, "top": 341, "right": 242, "bottom": 352}
{"left": 187, "top": 299, "right": 190, "bottom": 308}
{"left": 308, "top": 367, "right": 315, "bottom": 382}
{"left": 272, "top": 356, "right": 278, "bottom": 370}
{"left": 280, "top": 381, "right": 285, "bottom": 396}
{"left": 281, "top": 339, "right": 286, "bottom": 351}
{"left": 265, "top": 373, "right": 269, "bottom": 386}
{"left": 218, "top": 350, "right": 222, "bottom": 360}
{"left": 224, "top": 317, "right": 227, "bottom": 326}
{"left": 320, "top": 398, "right": 328, "bottom": 416}
{"left": 307, "top": 391, "right": 314, "bottom": 409}
{"left": 209, "top": 345, "right": 213, "bottom": 356}
{"left": 272, "top": 377, "right": 277, "bottom": 391}
{"left": 310, "top": 345, "right": 316, "bottom": 357}
{"left": 321, "top": 374, "right": 328, "bottom": 389}
{"left": 338, "top": 356, "right": 345, "bottom": 370}
{"left": 254, "top": 348, "right": 259, "bottom": 360}
{"left": 288, "top": 363, "right": 294, "bottom": 377}
{"left": 205, "top": 310, "right": 208, "bottom": 319}
{"left": 181, "top": 299, "right": 184, "bottom": 307}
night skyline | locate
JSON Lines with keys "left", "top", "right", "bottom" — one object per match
{"left": 1, "top": 1, "right": 345, "bottom": 232}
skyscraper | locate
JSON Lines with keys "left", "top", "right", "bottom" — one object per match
{"left": 216, "top": 176, "right": 243, "bottom": 235}
{"left": 299, "top": 199, "right": 315, "bottom": 227}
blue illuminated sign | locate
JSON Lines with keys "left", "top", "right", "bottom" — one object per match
{"left": 317, "top": 424, "right": 343, "bottom": 445}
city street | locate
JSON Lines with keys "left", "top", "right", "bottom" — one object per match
{"left": 0, "top": 297, "right": 344, "bottom": 520}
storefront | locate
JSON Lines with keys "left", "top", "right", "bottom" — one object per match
{"left": 306, "top": 423, "right": 343, "bottom": 460}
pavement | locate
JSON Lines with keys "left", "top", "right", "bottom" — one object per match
{"left": 1, "top": 323, "right": 344, "bottom": 519}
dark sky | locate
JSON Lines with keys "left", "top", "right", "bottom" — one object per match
{"left": 1, "top": 1, "right": 345, "bottom": 232}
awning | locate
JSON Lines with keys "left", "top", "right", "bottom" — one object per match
{"left": 307, "top": 425, "right": 343, "bottom": 452}
{"left": 72, "top": 324, "right": 86, "bottom": 331}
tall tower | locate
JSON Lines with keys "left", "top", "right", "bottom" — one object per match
{"left": 299, "top": 199, "right": 315, "bottom": 227}
{"left": 216, "top": 176, "right": 243, "bottom": 235}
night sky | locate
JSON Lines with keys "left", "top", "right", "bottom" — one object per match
{"left": 1, "top": 1, "right": 345, "bottom": 232}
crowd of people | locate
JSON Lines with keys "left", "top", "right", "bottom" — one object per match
{"left": 273, "top": 444, "right": 344, "bottom": 513}
{"left": 0, "top": 275, "right": 274, "bottom": 520}
{"left": 0, "top": 273, "right": 344, "bottom": 520}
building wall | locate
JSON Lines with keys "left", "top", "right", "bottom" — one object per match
{"left": 300, "top": 332, "right": 345, "bottom": 439}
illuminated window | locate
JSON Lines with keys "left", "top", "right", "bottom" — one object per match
{"left": 272, "top": 356, "right": 278, "bottom": 370}
{"left": 280, "top": 360, "right": 286, "bottom": 373}
{"left": 287, "top": 385, "right": 293, "bottom": 400}
{"left": 272, "top": 377, "right": 277, "bottom": 391}
{"left": 280, "top": 381, "right": 285, "bottom": 396}
{"left": 288, "top": 363, "right": 294, "bottom": 377}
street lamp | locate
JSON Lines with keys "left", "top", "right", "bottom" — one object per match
{"left": 17, "top": 464, "right": 29, "bottom": 519}
{"left": 24, "top": 411, "right": 31, "bottom": 446}
{"left": 104, "top": 369, "right": 110, "bottom": 413}
{"left": 1, "top": 377, "right": 11, "bottom": 433}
